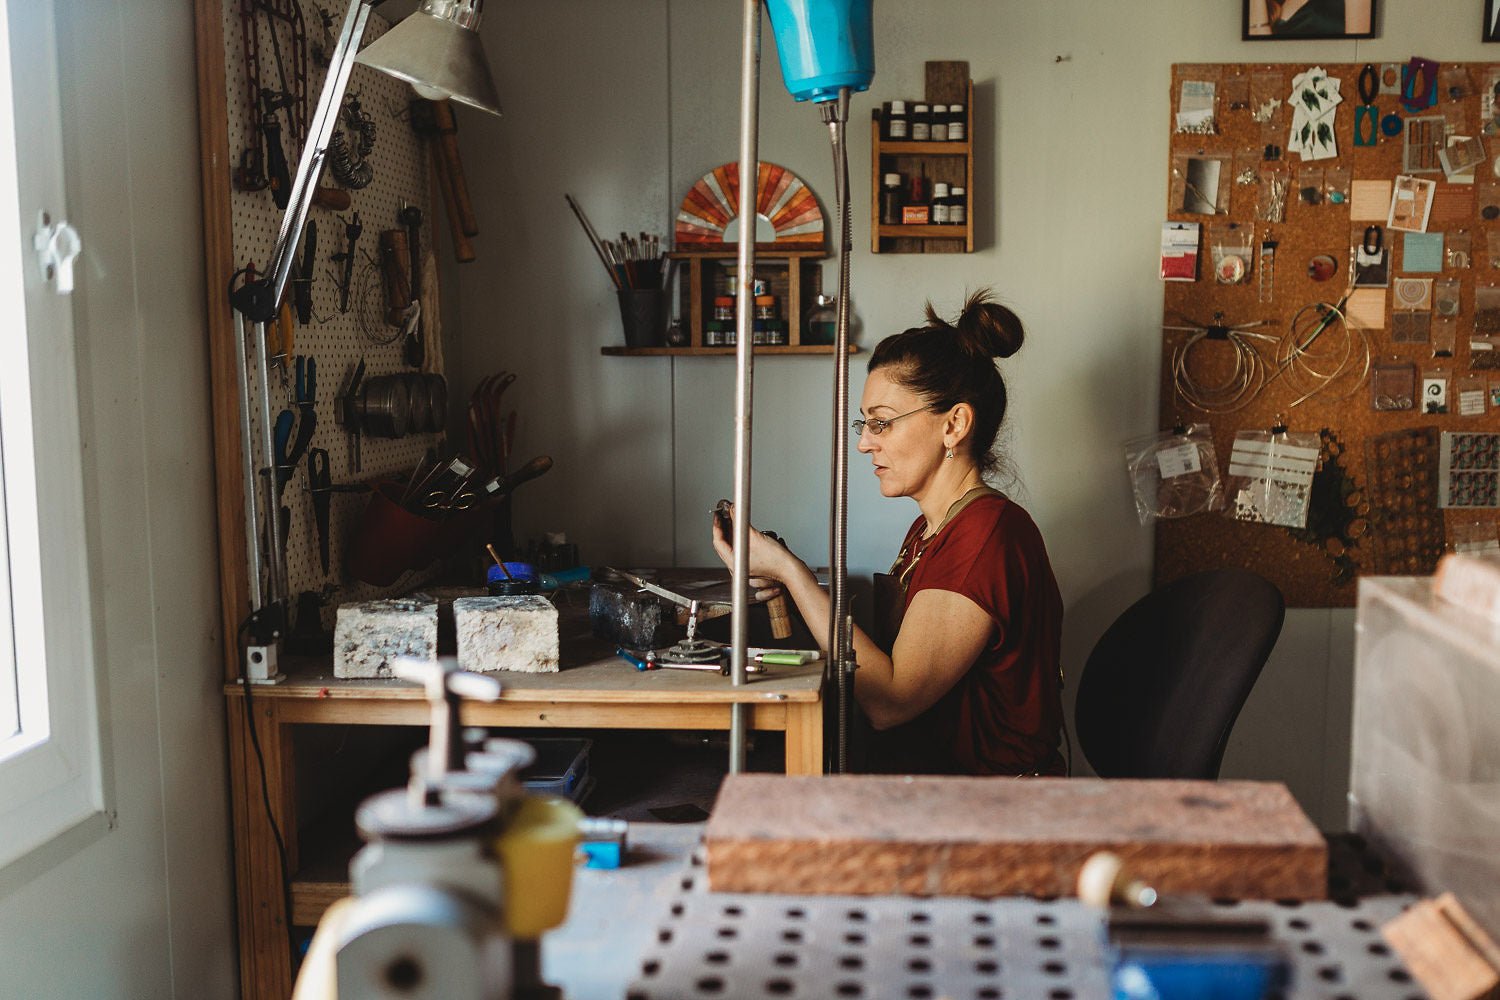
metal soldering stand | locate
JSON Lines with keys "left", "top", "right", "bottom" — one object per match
{"left": 822, "top": 88, "right": 856, "bottom": 774}
{"left": 727, "top": 0, "right": 763, "bottom": 774}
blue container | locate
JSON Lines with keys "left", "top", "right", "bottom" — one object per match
{"left": 487, "top": 561, "right": 540, "bottom": 595}
{"left": 763, "top": 0, "right": 875, "bottom": 103}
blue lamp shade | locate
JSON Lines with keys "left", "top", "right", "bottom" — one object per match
{"left": 763, "top": 0, "right": 875, "bottom": 103}
{"left": 355, "top": 0, "right": 502, "bottom": 115}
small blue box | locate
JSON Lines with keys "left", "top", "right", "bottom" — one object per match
{"left": 520, "top": 737, "right": 591, "bottom": 801}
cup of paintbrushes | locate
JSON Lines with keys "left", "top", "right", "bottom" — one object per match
{"left": 617, "top": 287, "right": 665, "bottom": 348}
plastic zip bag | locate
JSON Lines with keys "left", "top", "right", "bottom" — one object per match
{"left": 1226, "top": 427, "right": 1320, "bottom": 529}
{"left": 1124, "top": 424, "right": 1225, "bottom": 524}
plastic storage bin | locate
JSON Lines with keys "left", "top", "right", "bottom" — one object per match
{"left": 521, "top": 737, "right": 592, "bottom": 801}
{"left": 1351, "top": 570, "right": 1500, "bottom": 936}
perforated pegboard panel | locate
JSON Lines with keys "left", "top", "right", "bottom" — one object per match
{"left": 221, "top": 0, "right": 445, "bottom": 620}
{"left": 630, "top": 863, "right": 1430, "bottom": 1000}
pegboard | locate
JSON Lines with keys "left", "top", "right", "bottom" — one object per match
{"left": 1156, "top": 62, "right": 1500, "bottom": 608}
{"left": 221, "top": 0, "right": 447, "bottom": 621}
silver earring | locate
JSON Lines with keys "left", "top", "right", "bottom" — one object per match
{"left": 945, "top": 448, "right": 954, "bottom": 459}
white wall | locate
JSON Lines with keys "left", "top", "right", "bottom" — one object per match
{"left": 0, "top": 2, "right": 236, "bottom": 998}
{"left": 454, "top": 3, "right": 1495, "bottom": 829}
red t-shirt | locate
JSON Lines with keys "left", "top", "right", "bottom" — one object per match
{"left": 870, "top": 494, "right": 1065, "bottom": 776}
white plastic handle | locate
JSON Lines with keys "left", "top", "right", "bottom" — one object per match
{"left": 33, "top": 211, "right": 81, "bottom": 295}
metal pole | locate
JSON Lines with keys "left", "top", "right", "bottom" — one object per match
{"left": 728, "top": 0, "right": 763, "bottom": 774}
{"left": 252, "top": 319, "right": 286, "bottom": 609}
{"left": 823, "top": 88, "right": 854, "bottom": 773}
{"left": 234, "top": 311, "right": 265, "bottom": 612}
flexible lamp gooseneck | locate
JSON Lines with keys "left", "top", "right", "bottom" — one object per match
{"left": 726, "top": 0, "right": 873, "bottom": 772}
{"left": 229, "top": 0, "right": 499, "bottom": 679}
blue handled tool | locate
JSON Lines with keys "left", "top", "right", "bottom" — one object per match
{"left": 615, "top": 647, "right": 656, "bottom": 671}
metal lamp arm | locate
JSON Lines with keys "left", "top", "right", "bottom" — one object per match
{"left": 236, "top": 0, "right": 384, "bottom": 322}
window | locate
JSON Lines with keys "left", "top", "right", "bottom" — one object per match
{"left": 0, "top": 0, "right": 105, "bottom": 876}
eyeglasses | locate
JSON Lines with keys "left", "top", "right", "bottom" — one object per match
{"left": 852, "top": 407, "right": 925, "bottom": 437}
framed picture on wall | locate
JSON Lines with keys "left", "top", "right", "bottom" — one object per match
{"left": 1487, "top": 0, "right": 1500, "bottom": 41}
{"left": 1243, "top": 0, "right": 1376, "bottom": 39}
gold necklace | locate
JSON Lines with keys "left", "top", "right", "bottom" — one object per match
{"left": 889, "top": 484, "right": 994, "bottom": 590}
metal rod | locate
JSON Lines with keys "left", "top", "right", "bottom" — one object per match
{"left": 267, "top": 0, "right": 374, "bottom": 307}
{"left": 252, "top": 319, "right": 286, "bottom": 609}
{"left": 728, "top": 0, "right": 763, "bottom": 775}
{"left": 823, "top": 89, "right": 854, "bottom": 773}
{"left": 234, "top": 311, "right": 265, "bottom": 612}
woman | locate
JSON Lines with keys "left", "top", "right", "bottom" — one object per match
{"left": 711, "top": 290, "right": 1064, "bottom": 776}
{"left": 1246, "top": 0, "right": 1372, "bottom": 37}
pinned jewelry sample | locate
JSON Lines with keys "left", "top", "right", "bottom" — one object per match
{"left": 1439, "top": 432, "right": 1500, "bottom": 508}
{"left": 1123, "top": 423, "right": 1225, "bottom": 523}
{"left": 1226, "top": 427, "right": 1320, "bottom": 529}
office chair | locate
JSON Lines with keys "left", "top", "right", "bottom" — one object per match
{"left": 1074, "top": 569, "right": 1285, "bottom": 779}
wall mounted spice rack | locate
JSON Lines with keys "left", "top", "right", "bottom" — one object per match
{"left": 870, "top": 64, "right": 974, "bottom": 254}
{"left": 602, "top": 246, "right": 856, "bottom": 356}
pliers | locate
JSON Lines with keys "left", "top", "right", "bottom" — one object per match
{"left": 273, "top": 355, "right": 318, "bottom": 491}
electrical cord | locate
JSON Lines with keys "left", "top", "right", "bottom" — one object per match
{"left": 236, "top": 612, "right": 298, "bottom": 952}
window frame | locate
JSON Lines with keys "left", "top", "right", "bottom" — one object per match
{"left": 0, "top": 0, "right": 108, "bottom": 881}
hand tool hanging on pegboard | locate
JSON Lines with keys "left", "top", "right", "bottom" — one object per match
{"left": 410, "top": 99, "right": 478, "bottom": 262}
{"left": 328, "top": 211, "right": 362, "bottom": 314}
{"left": 291, "top": 220, "right": 317, "bottom": 325}
{"left": 236, "top": 0, "right": 308, "bottom": 206}
{"left": 399, "top": 203, "right": 425, "bottom": 367}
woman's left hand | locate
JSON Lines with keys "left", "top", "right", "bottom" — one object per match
{"left": 709, "top": 502, "right": 800, "bottom": 592}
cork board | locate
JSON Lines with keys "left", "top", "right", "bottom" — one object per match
{"left": 1157, "top": 62, "right": 1500, "bottom": 607}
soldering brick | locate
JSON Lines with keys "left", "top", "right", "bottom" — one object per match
{"left": 333, "top": 598, "right": 439, "bottom": 678}
{"left": 706, "top": 775, "right": 1328, "bottom": 900}
{"left": 454, "top": 595, "right": 559, "bottom": 674}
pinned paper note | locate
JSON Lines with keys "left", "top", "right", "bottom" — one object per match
{"left": 1402, "top": 231, "right": 1445, "bottom": 272}
{"left": 1347, "top": 288, "right": 1387, "bottom": 329}
{"left": 1350, "top": 180, "right": 1392, "bottom": 221}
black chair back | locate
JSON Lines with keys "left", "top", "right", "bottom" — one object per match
{"left": 1075, "top": 569, "right": 1285, "bottom": 779}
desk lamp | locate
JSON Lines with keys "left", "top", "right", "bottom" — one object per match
{"left": 229, "top": 0, "right": 499, "bottom": 681}
{"left": 724, "top": 0, "right": 873, "bottom": 772}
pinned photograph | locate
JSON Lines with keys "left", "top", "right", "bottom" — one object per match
{"left": 1244, "top": 0, "right": 1375, "bottom": 39}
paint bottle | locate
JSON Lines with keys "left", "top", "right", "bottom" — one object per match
{"left": 931, "top": 183, "right": 951, "bottom": 225}
{"left": 949, "top": 186, "right": 967, "bottom": 226}
{"left": 884, "top": 100, "right": 908, "bottom": 141}
{"left": 948, "top": 104, "right": 966, "bottom": 142}
{"left": 880, "top": 172, "right": 904, "bottom": 225}
{"left": 930, "top": 105, "right": 948, "bottom": 142}
{"left": 911, "top": 103, "right": 931, "bottom": 141}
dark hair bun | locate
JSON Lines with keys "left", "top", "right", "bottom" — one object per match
{"left": 956, "top": 288, "right": 1023, "bottom": 359}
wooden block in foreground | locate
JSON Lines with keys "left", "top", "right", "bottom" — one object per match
{"left": 704, "top": 775, "right": 1326, "bottom": 900}
{"left": 1383, "top": 893, "right": 1500, "bottom": 1000}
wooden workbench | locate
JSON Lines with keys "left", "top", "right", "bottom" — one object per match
{"left": 222, "top": 634, "right": 823, "bottom": 998}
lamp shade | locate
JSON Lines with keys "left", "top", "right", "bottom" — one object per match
{"left": 355, "top": 0, "right": 501, "bottom": 115}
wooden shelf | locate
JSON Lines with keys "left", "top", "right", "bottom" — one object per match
{"left": 871, "top": 70, "right": 975, "bottom": 254}
{"left": 877, "top": 140, "right": 970, "bottom": 156}
{"left": 608, "top": 246, "right": 836, "bottom": 357}
{"left": 601, "top": 344, "right": 859, "bottom": 357}
{"left": 876, "top": 224, "right": 967, "bottom": 239}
